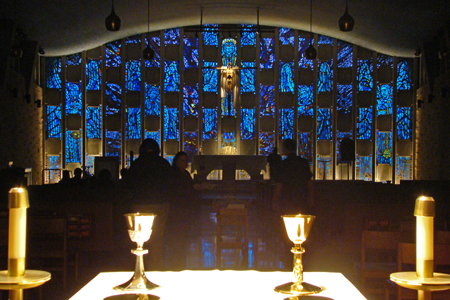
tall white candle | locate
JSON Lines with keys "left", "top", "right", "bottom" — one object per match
{"left": 416, "top": 215, "right": 433, "bottom": 261}
{"left": 8, "top": 208, "right": 27, "bottom": 259}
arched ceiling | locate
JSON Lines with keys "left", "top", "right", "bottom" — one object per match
{"left": 2, "top": 0, "right": 449, "bottom": 57}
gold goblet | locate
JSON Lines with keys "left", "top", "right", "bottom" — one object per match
{"left": 114, "top": 213, "right": 160, "bottom": 294}
{"left": 274, "top": 214, "right": 324, "bottom": 296}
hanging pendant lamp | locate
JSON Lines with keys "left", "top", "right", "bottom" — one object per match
{"left": 143, "top": 0, "right": 155, "bottom": 60}
{"left": 305, "top": 0, "right": 317, "bottom": 60}
{"left": 105, "top": 0, "right": 121, "bottom": 31}
{"left": 339, "top": 0, "right": 354, "bottom": 32}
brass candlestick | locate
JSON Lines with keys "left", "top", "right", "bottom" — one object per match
{"left": 274, "top": 214, "right": 324, "bottom": 296}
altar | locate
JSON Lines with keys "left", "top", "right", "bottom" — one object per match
{"left": 68, "top": 271, "right": 367, "bottom": 300}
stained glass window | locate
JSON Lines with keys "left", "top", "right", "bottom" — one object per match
{"left": 203, "top": 61, "right": 218, "bottom": 92}
{"left": 298, "top": 132, "right": 313, "bottom": 162}
{"left": 164, "top": 28, "right": 180, "bottom": 45}
{"left": 279, "top": 27, "right": 295, "bottom": 45}
{"left": 260, "top": 38, "right": 275, "bottom": 68}
{"left": 183, "top": 85, "right": 199, "bottom": 117}
{"left": 298, "top": 85, "right": 313, "bottom": 116}
{"left": 279, "top": 109, "right": 294, "bottom": 139}
{"left": 106, "top": 40, "right": 121, "bottom": 67}
{"left": 126, "top": 60, "right": 141, "bottom": 91}
{"left": 145, "top": 84, "right": 160, "bottom": 116}
{"left": 127, "top": 107, "right": 141, "bottom": 140}
{"left": 377, "top": 83, "right": 393, "bottom": 115}
{"left": 221, "top": 91, "right": 235, "bottom": 117}
{"left": 66, "top": 82, "right": 82, "bottom": 115}
{"left": 358, "top": 60, "right": 373, "bottom": 91}
{"left": 241, "top": 24, "right": 256, "bottom": 46}
{"left": 377, "top": 54, "right": 393, "bottom": 68}
{"left": 45, "top": 156, "right": 61, "bottom": 184}
{"left": 145, "top": 37, "right": 161, "bottom": 68}
{"left": 66, "top": 53, "right": 81, "bottom": 66}
{"left": 184, "top": 131, "right": 198, "bottom": 157}
{"left": 241, "top": 108, "right": 255, "bottom": 140}
{"left": 106, "top": 83, "right": 121, "bottom": 115}
{"left": 259, "top": 132, "right": 275, "bottom": 156}
{"left": 85, "top": 155, "right": 96, "bottom": 176}
{"left": 86, "top": 106, "right": 101, "bottom": 139}
{"left": 337, "top": 41, "right": 353, "bottom": 68}
{"left": 357, "top": 156, "right": 372, "bottom": 181}
{"left": 260, "top": 85, "right": 275, "bottom": 117}
{"left": 46, "top": 57, "right": 61, "bottom": 89}
{"left": 318, "top": 61, "right": 333, "bottom": 93}
{"left": 280, "top": 62, "right": 294, "bottom": 93}
{"left": 318, "top": 35, "right": 333, "bottom": 45}
{"left": 164, "top": 107, "right": 179, "bottom": 140}
{"left": 317, "top": 108, "right": 332, "bottom": 140}
{"left": 203, "top": 24, "right": 218, "bottom": 46}
{"left": 184, "top": 37, "right": 199, "bottom": 68}
{"left": 86, "top": 59, "right": 101, "bottom": 90}
{"left": 336, "top": 131, "right": 353, "bottom": 162}
{"left": 299, "top": 36, "right": 314, "bottom": 69}
{"left": 222, "top": 132, "right": 236, "bottom": 148}
{"left": 397, "top": 59, "right": 412, "bottom": 91}
{"left": 377, "top": 131, "right": 392, "bottom": 164}
{"left": 164, "top": 61, "right": 180, "bottom": 92}
{"left": 337, "top": 84, "right": 352, "bottom": 115}
{"left": 397, "top": 106, "right": 412, "bottom": 139}
{"left": 145, "top": 131, "right": 160, "bottom": 146}
{"left": 106, "top": 131, "right": 121, "bottom": 157}
{"left": 241, "top": 62, "right": 256, "bottom": 92}
{"left": 396, "top": 156, "right": 412, "bottom": 181}
{"left": 47, "top": 105, "right": 61, "bottom": 138}
{"left": 126, "top": 35, "right": 141, "bottom": 44}
{"left": 66, "top": 130, "right": 82, "bottom": 163}
{"left": 222, "top": 38, "right": 237, "bottom": 67}
{"left": 357, "top": 108, "right": 372, "bottom": 139}
{"left": 203, "top": 108, "right": 217, "bottom": 140}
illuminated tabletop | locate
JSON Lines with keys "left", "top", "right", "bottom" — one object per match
{"left": 68, "top": 271, "right": 366, "bottom": 300}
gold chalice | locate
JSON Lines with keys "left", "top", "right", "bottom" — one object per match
{"left": 274, "top": 214, "right": 324, "bottom": 296}
{"left": 114, "top": 213, "right": 159, "bottom": 294}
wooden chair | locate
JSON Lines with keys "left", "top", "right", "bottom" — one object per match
{"left": 359, "top": 230, "right": 401, "bottom": 297}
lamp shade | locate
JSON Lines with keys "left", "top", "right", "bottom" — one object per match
{"left": 143, "top": 45, "right": 155, "bottom": 61}
{"left": 105, "top": 5, "right": 121, "bottom": 31}
{"left": 282, "top": 214, "right": 315, "bottom": 244}
{"left": 339, "top": 9, "right": 355, "bottom": 32}
{"left": 305, "top": 44, "right": 317, "bottom": 60}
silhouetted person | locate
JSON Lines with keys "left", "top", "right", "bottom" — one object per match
{"left": 120, "top": 168, "right": 128, "bottom": 180}
{"left": 267, "top": 147, "right": 282, "bottom": 181}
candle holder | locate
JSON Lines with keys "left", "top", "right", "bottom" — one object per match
{"left": 274, "top": 214, "right": 324, "bottom": 296}
{"left": 113, "top": 213, "right": 160, "bottom": 294}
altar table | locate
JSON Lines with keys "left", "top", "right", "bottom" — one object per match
{"left": 68, "top": 271, "right": 367, "bottom": 300}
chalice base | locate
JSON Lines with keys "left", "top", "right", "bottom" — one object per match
{"left": 274, "top": 281, "right": 324, "bottom": 296}
{"left": 113, "top": 272, "right": 159, "bottom": 294}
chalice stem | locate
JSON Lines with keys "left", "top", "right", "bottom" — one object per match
{"left": 293, "top": 250, "right": 304, "bottom": 289}
{"left": 135, "top": 252, "right": 146, "bottom": 279}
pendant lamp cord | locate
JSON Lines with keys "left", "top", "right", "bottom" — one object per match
{"left": 147, "top": 0, "right": 150, "bottom": 43}
{"left": 309, "top": 0, "right": 313, "bottom": 44}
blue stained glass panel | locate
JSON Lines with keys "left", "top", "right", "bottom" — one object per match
{"left": 298, "top": 85, "right": 313, "bottom": 116}
{"left": 86, "top": 59, "right": 101, "bottom": 90}
{"left": 86, "top": 106, "right": 101, "bottom": 139}
{"left": 203, "top": 24, "right": 218, "bottom": 46}
{"left": 357, "top": 108, "right": 372, "bottom": 140}
{"left": 377, "top": 54, "right": 393, "bottom": 67}
{"left": 358, "top": 60, "right": 373, "bottom": 91}
{"left": 279, "top": 27, "right": 295, "bottom": 45}
{"left": 397, "top": 106, "right": 412, "bottom": 140}
{"left": 66, "top": 82, "right": 82, "bottom": 115}
{"left": 318, "top": 35, "right": 333, "bottom": 45}
{"left": 222, "top": 91, "right": 235, "bottom": 117}
{"left": 203, "top": 61, "right": 218, "bottom": 92}
{"left": 377, "top": 83, "right": 393, "bottom": 115}
{"left": 66, "top": 53, "right": 81, "bottom": 66}
{"left": 85, "top": 156, "right": 95, "bottom": 176}
{"left": 106, "top": 83, "right": 121, "bottom": 115}
{"left": 241, "top": 24, "right": 256, "bottom": 46}
{"left": 298, "top": 132, "right": 313, "bottom": 162}
{"left": 241, "top": 62, "right": 256, "bottom": 92}
{"left": 127, "top": 107, "right": 141, "bottom": 140}
{"left": 260, "top": 38, "right": 275, "bottom": 68}
{"left": 259, "top": 132, "right": 275, "bottom": 156}
{"left": 260, "top": 85, "right": 275, "bottom": 117}
{"left": 396, "top": 156, "right": 412, "bottom": 181}
{"left": 45, "top": 155, "right": 61, "bottom": 184}
{"left": 279, "top": 109, "right": 294, "bottom": 139}
{"left": 47, "top": 105, "right": 61, "bottom": 138}
{"left": 280, "top": 62, "right": 294, "bottom": 93}
{"left": 299, "top": 36, "right": 314, "bottom": 69}
{"left": 145, "top": 84, "right": 160, "bottom": 116}
{"left": 106, "top": 40, "right": 121, "bottom": 67}
{"left": 145, "top": 37, "right": 161, "bottom": 67}
{"left": 164, "top": 61, "right": 180, "bottom": 92}
{"left": 46, "top": 57, "right": 61, "bottom": 89}
{"left": 222, "top": 132, "right": 236, "bottom": 148}
{"left": 222, "top": 38, "right": 237, "bottom": 67}
{"left": 165, "top": 28, "right": 180, "bottom": 45}
{"left": 397, "top": 59, "right": 412, "bottom": 91}
{"left": 317, "top": 108, "right": 332, "bottom": 140}
{"left": 126, "top": 35, "right": 141, "bottom": 44}
{"left": 241, "top": 108, "right": 255, "bottom": 140}
{"left": 203, "top": 108, "right": 217, "bottom": 140}
{"left": 318, "top": 61, "right": 333, "bottom": 93}
{"left": 66, "top": 130, "right": 82, "bottom": 163}
{"left": 184, "top": 37, "right": 199, "bottom": 68}
{"left": 377, "top": 131, "right": 392, "bottom": 164}
{"left": 337, "top": 84, "right": 352, "bottom": 115}
{"left": 184, "top": 131, "right": 198, "bottom": 157}
{"left": 106, "top": 131, "right": 121, "bottom": 157}
{"left": 183, "top": 85, "right": 199, "bottom": 117}
{"left": 164, "top": 107, "right": 179, "bottom": 140}
{"left": 357, "top": 155, "right": 372, "bottom": 181}
{"left": 337, "top": 41, "right": 353, "bottom": 68}
{"left": 145, "top": 131, "right": 161, "bottom": 146}
{"left": 336, "top": 131, "right": 353, "bottom": 162}
{"left": 126, "top": 60, "right": 141, "bottom": 91}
